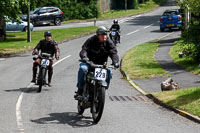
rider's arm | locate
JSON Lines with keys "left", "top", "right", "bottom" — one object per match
{"left": 55, "top": 43, "right": 60, "bottom": 60}
{"left": 79, "top": 37, "right": 91, "bottom": 59}
{"left": 107, "top": 40, "right": 119, "bottom": 65}
{"left": 32, "top": 40, "right": 42, "bottom": 55}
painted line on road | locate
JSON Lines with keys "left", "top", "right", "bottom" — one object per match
{"left": 0, "top": 58, "right": 5, "bottom": 61}
{"left": 127, "top": 30, "right": 140, "bottom": 36}
{"left": 16, "top": 55, "right": 71, "bottom": 133}
{"left": 144, "top": 24, "right": 153, "bottom": 29}
{"left": 119, "top": 15, "right": 141, "bottom": 24}
{"left": 158, "top": 32, "right": 174, "bottom": 40}
{"left": 53, "top": 55, "right": 71, "bottom": 67}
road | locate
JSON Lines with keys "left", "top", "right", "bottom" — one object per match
{"left": 1, "top": 0, "right": 200, "bottom": 133}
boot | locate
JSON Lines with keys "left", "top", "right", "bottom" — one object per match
{"left": 31, "top": 67, "right": 37, "bottom": 83}
{"left": 48, "top": 69, "right": 53, "bottom": 87}
{"left": 74, "top": 88, "right": 83, "bottom": 99}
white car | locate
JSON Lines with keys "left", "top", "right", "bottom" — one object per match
{"left": 6, "top": 20, "right": 34, "bottom": 32}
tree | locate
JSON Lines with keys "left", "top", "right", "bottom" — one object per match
{"left": 178, "top": 0, "right": 200, "bottom": 60}
{"left": 0, "top": 0, "right": 25, "bottom": 39}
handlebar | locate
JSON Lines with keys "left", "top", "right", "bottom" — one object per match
{"left": 33, "top": 53, "right": 53, "bottom": 61}
{"left": 79, "top": 59, "right": 117, "bottom": 70}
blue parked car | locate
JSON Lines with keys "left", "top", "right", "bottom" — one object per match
{"left": 160, "top": 9, "right": 182, "bottom": 32}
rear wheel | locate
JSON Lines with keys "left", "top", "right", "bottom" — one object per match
{"left": 160, "top": 27, "right": 165, "bottom": 32}
{"left": 54, "top": 18, "right": 61, "bottom": 25}
{"left": 92, "top": 86, "right": 105, "bottom": 123}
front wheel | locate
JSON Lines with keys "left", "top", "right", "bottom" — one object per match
{"left": 38, "top": 68, "right": 46, "bottom": 93}
{"left": 77, "top": 100, "right": 85, "bottom": 115}
{"left": 92, "top": 86, "right": 105, "bottom": 123}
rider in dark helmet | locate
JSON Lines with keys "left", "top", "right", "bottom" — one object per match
{"left": 74, "top": 26, "right": 119, "bottom": 99}
{"left": 31, "top": 31, "right": 60, "bottom": 87}
{"left": 110, "top": 19, "right": 121, "bottom": 43}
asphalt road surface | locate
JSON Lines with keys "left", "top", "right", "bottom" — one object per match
{"left": 1, "top": 0, "right": 200, "bottom": 133}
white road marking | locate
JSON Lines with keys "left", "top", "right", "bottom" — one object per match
{"left": 127, "top": 30, "right": 140, "bottom": 35}
{"left": 16, "top": 55, "right": 71, "bottom": 133}
{"left": 144, "top": 24, "right": 153, "bottom": 29}
{"left": 119, "top": 15, "right": 141, "bottom": 24}
{"left": 158, "top": 32, "right": 174, "bottom": 39}
{"left": 53, "top": 55, "right": 71, "bottom": 67}
{"left": 0, "top": 58, "right": 5, "bottom": 61}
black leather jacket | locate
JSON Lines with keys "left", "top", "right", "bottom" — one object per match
{"left": 110, "top": 24, "right": 120, "bottom": 31}
{"left": 80, "top": 35, "right": 119, "bottom": 65}
{"left": 34, "top": 39, "right": 59, "bottom": 57}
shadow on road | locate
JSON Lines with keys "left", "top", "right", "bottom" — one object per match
{"left": 4, "top": 86, "right": 50, "bottom": 93}
{"left": 31, "top": 112, "right": 95, "bottom": 127}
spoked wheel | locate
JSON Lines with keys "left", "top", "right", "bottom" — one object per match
{"left": 77, "top": 100, "right": 85, "bottom": 115}
{"left": 38, "top": 68, "right": 46, "bottom": 93}
{"left": 92, "top": 86, "right": 105, "bottom": 123}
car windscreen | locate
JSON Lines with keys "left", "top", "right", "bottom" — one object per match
{"left": 163, "top": 11, "right": 179, "bottom": 16}
{"left": 32, "top": 8, "right": 40, "bottom": 14}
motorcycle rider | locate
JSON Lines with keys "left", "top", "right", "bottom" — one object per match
{"left": 110, "top": 19, "right": 121, "bottom": 43}
{"left": 74, "top": 26, "right": 119, "bottom": 98}
{"left": 31, "top": 31, "right": 60, "bottom": 87}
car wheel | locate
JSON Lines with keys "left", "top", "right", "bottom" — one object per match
{"left": 23, "top": 27, "right": 28, "bottom": 32}
{"left": 54, "top": 18, "right": 61, "bottom": 26}
{"left": 32, "top": 20, "right": 36, "bottom": 26}
{"left": 160, "top": 27, "right": 165, "bottom": 32}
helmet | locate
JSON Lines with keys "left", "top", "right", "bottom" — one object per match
{"left": 113, "top": 19, "right": 118, "bottom": 24}
{"left": 44, "top": 31, "right": 52, "bottom": 36}
{"left": 96, "top": 26, "right": 108, "bottom": 35}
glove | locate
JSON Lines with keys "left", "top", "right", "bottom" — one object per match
{"left": 114, "top": 63, "right": 119, "bottom": 69}
{"left": 56, "top": 56, "right": 59, "bottom": 60}
{"left": 32, "top": 49, "right": 38, "bottom": 55}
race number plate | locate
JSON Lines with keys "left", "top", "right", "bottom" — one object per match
{"left": 41, "top": 59, "right": 50, "bottom": 66}
{"left": 94, "top": 68, "right": 107, "bottom": 81}
{"left": 111, "top": 32, "right": 116, "bottom": 36}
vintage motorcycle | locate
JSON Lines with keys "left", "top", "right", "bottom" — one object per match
{"left": 109, "top": 28, "right": 118, "bottom": 46}
{"left": 76, "top": 60, "right": 115, "bottom": 123}
{"left": 33, "top": 53, "right": 51, "bottom": 93}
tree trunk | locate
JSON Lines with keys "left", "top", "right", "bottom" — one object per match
{"left": 0, "top": 17, "right": 6, "bottom": 41}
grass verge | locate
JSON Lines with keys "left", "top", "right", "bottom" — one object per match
{"left": 63, "top": 0, "right": 166, "bottom": 23}
{"left": 121, "top": 42, "right": 166, "bottom": 79}
{"left": 153, "top": 87, "right": 200, "bottom": 117}
{"left": 0, "top": 26, "right": 97, "bottom": 55}
{"left": 151, "top": 40, "right": 200, "bottom": 117}
{"left": 169, "top": 40, "right": 200, "bottom": 74}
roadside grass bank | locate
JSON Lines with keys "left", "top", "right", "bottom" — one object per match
{"left": 63, "top": 0, "right": 166, "bottom": 23}
{"left": 121, "top": 42, "right": 166, "bottom": 79}
{"left": 0, "top": 26, "right": 97, "bottom": 55}
{"left": 169, "top": 40, "right": 200, "bottom": 74}
{"left": 100, "top": 0, "right": 165, "bottom": 20}
{"left": 153, "top": 87, "right": 200, "bottom": 117}
{"left": 121, "top": 40, "right": 200, "bottom": 117}
{"left": 156, "top": 40, "right": 200, "bottom": 117}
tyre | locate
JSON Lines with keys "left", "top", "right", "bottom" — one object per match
{"left": 160, "top": 27, "right": 165, "bottom": 32}
{"left": 92, "top": 86, "right": 105, "bottom": 123}
{"left": 23, "top": 26, "right": 27, "bottom": 32}
{"left": 77, "top": 100, "right": 85, "bottom": 115}
{"left": 32, "top": 20, "right": 36, "bottom": 26}
{"left": 38, "top": 68, "right": 46, "bottom": 93}
{"left": 54, "top": 18, "right": 61, "bottom": 26}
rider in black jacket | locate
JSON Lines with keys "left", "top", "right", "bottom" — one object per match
{"left": 75, "top": 26, "right": 119, "bottom": 98}
{"left": 110, "top": 19, "right": 121, "bottom": 43}
{"left": 31, "top": 31, "right": 60, "bottom": 87}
